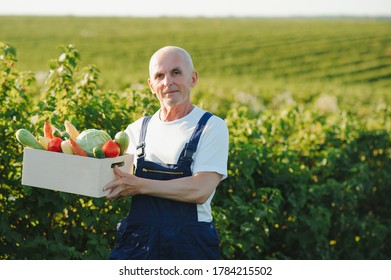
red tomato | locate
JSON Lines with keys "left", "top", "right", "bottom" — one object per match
{"left": 102, "top": 140, "right": 120, "bottom": 158}
{"left": 48, "top": 137, "right": 63, "bottom": 152}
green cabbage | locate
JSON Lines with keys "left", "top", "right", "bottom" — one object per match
{"left": 76, "top": 129, "right": 112, "bottom": 156}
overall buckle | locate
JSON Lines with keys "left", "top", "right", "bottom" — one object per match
{"left": 181, "top": 143, "right": 197, "bottom": 164}
{"left": 136, "top": 142, "right": 145, "bottom": 157}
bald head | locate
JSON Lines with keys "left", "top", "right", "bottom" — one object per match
{"left": 149, "top": 46, "right": 194, "bottom": 78}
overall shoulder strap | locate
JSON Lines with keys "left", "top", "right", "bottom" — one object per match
{"left": 178, "top": 112, "right": 213, "bottom": 166}
{"left": 136, "top": 116, "right": 152, "bottom": 157}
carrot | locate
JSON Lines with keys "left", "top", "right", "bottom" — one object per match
{"left": 44, "top": 121, "right": 53, "bottom": 139}
{"left": 69, "top": 138, "right": 88, "bottom": 157}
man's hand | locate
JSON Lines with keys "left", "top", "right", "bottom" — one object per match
{"left": 103, "top": 165, "right": 140, "bottom": 199}
{"left": 103, "top": 165, "right": 222, "bottom": 204}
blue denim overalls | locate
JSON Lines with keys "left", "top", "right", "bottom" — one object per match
{"left": 109, "top": 112, "right": 220, "bottom": 260}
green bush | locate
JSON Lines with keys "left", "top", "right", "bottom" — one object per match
{"left": 1, "top": 43, "right": 159, "bottom": 259}
{"left": 217, "top": 105, "right": 390, "bottom": 259}
{"left": 1, "top": 43, "right": 390, "bottom": 259}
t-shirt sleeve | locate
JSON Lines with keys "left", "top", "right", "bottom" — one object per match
{"left": 124, "top": 117, "right": 144, "bottom": 155}
{"left": 192, "top": 116, "right": 229, "bottom": 180}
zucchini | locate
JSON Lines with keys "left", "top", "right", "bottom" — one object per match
{"left": 16, "top": 129, "right": 44, "bottom": 149}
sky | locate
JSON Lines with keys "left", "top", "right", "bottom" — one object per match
{"left": 0, "top": 0, "right": 391, "bottom": 17}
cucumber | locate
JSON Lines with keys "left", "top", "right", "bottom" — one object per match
{"left": 52, "top": 129, "right": 62, "bottom": 138}
{"left": 60, "top": 132, "right": 70, "bottom": 140}
{"left": 15, "top": 129, "right": 44, "bottom": 149}
{"left": 93, "top": 146, "right": 106, "bottom": 159}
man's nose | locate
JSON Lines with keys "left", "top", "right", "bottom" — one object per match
{"left": 163, "top": 75, "right": 173, "bottom": 86}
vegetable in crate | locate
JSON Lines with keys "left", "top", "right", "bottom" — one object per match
{"left": 69, "top": 139, "right": 88, "bottom": 157}
{"left": 93, "top": 146, "right": 105, "bottom": 158}
{"left": 75, "top": 129, "right": 111, "bottom": 156}
{"left": 47, "top": 137, "right": 63, "bottom": 152}
{"left": 114, "top": 131, "right": 130, "bottom": 155}
{"left": 38, "top": 136, "right": 51, "bottom": 150}
{"left": 44, "top": 121, "right": 53, "bottom": 139}
{"left": 102, "top": 140, "right": 120, "bottom": 158}
{"left": 15, "top": 129, "right": 44, "bottom": 149}
{"left": 61, "top": 140, "right": 74, "bottom": 154}
{"left": 64, "top": 120, "right": 79, "bottom": 141}
{"left": 52, "top": 129, "right": 62, "bottom": 138}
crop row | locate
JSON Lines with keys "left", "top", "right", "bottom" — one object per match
{"left": 1, "top": 17, "right": 390, "bottom": 89}
{"left": 200, "top": 32, "right": 391, "bottom": 84}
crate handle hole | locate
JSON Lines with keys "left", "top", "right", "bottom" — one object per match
{"left": 111, "top": 161, "right": 124, "bottom": 168}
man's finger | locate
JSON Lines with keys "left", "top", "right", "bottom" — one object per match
{"left": 102, "top": 177, "right": 122, "bottom": 191}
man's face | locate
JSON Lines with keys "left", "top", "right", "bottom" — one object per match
{"left": 148, "top": 51, "right": 197, "bottom": 108}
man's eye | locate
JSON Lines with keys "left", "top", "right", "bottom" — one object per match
{"left": 173, "top": 70, "right": 181, "bottom": 75}
{"left": 156, "top": 74, "right": 164, "bottom": 79}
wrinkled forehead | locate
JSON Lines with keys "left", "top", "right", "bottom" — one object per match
{"left": 149, "top": 48, "right": 194, "bottom": 76}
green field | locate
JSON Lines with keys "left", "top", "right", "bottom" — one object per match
{"left": 1, "top": 16, "right": 390, "bottom": 117}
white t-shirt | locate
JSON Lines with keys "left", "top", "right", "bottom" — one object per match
{"left": 124, "top": 106, "right": 229, "bottom": 222}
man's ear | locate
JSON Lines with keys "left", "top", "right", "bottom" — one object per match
{"left": 191, "top": 71, "right": 198, "bottom": 88}
{"left": 148, "top": 78, "right": 155, "bottom": 94}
